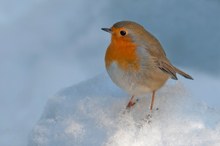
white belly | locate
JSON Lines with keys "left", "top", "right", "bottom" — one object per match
{"left": 106, "top": 61, "right": 151, "bottom": 96}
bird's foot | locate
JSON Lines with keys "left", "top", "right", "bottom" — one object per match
{"left": 143, "top": 113, "right": 152, "bottom": 124}
{"left": 136, "top": 113, "right": 152, "bottom": 128}
{"left": 126, "top": 99, "right": 139, "bottom": 110}
{"left": 140, "top": 108, "right": 159, "bottom": 125}
{"left": 122, "top": 99, "right": 139, "bottom": 114}
{"left": 143, "top": 108, "right": 159, "bottom": 123}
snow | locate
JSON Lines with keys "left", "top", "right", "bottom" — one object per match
{"left": 28, "top": 72, "right": 220, "bottom": 146}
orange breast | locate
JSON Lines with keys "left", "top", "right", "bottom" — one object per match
{"left": 105, "top": 35, "right": 140, "bottom": 71}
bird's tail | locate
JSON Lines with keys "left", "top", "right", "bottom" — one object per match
{"left": 173, "top": 66, "right": 193, "bottom": 80}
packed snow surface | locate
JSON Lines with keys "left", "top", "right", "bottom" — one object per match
{"left": 29, "top": 73, "right": 220, "bottom": 146}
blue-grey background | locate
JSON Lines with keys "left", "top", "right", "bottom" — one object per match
{"left": 0, "top": 0, "right": 219, "bottom": 146}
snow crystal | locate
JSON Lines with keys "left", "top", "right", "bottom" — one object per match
{"left": 28, "top": 73, "right": 220, "bottom": 146}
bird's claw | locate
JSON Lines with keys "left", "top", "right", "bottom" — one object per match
{"left": 126, "top": 99, "right": 139, "bottom": 109}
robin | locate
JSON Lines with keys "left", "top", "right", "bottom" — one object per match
{"left": 102, "top": 21, "right": 193, "bottom": 112}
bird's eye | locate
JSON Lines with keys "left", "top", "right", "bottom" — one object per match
{"left": 120, "top": 30, "right": 126, "bottom": 36}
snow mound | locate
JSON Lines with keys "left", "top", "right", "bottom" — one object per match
{"left": 28, "top": 74, "right": 220, "bottom": 146}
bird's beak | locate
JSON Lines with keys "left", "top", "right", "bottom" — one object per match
{"left": 101, "top": 28, "right": 112, "bottom": 33}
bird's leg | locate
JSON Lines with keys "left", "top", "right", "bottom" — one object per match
{"left": 141, "top": 91, "right": 156, "bottom": 124}
{"left": 126, "top": 95, "right": 136, "bottom": 109}
{"left": 150, "top": 91, "right": 156, "bottom": 112}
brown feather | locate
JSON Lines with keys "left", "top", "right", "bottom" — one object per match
{"left": 173, "top": 66, "right": 193, "bottom": 80}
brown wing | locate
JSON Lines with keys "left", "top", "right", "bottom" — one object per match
{"left": 157, "top": 59, "right": 178, "bottom": 80}
{"left": 143, "top": 30, "right": 193, "bottom": 80}
{"left": 144, "top": 38, "right": 178, "bottom": 79}
{"left": 147, "top": 46, "right": 193, "bottom": 80}
{"left": 156, "top": 59, "right": 193, "bottom": 80}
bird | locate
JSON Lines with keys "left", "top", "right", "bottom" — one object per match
{"left": 102, "top": 21, "right": 193, "bottom": 112}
